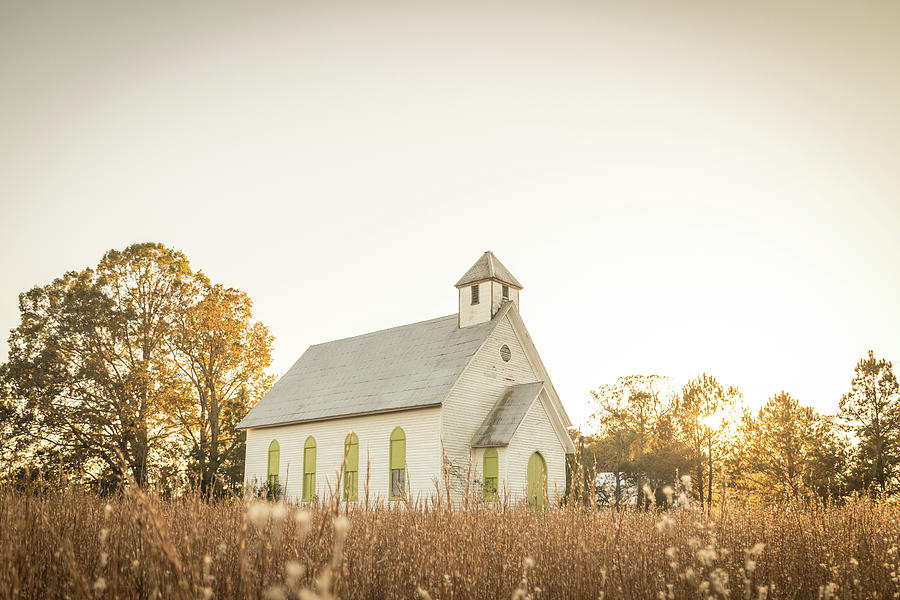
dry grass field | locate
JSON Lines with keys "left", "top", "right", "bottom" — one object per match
{"left": 1, "top": 485, "right": 898, "bottom": 600}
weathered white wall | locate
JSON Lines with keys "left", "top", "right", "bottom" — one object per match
{"left": 441, "top": 312, "right": 542, "bottom": 497}
{"left": 458, "top": 281, "right": 491, "bottom": 327}
{"left": 245, "top": 302, "right": 568, "bottom": 507}
{"left": 505, "top": 393, "right": 568, "bottom": 504}
{"left": 244, "top": 406, "right": 442, "bottom": 502}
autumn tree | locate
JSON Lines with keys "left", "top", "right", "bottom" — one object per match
{"left": 840, "top": 350, "right": 900, "bottom": 496}
{"left": 0, "top": 244, "right": 195, "bottom": 487}
{"left": 169, "top": 284, "right": 274, "bottom": 496}
{"left": 0, "top": 243, "right": 273, "bottom": 492}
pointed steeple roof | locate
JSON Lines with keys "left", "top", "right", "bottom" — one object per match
{"left": 455, "top": 251, "right": 523, "bottom": 289}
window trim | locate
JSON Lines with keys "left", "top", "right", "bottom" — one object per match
{"left": 302, "top": 436, "right": 317, "bottom": 502}
{"left": 389, "top": 426, "right": 406, "bottom": 500}
{"left": 483, "top": 447, "right": 499, "bottom": 501}
{"left": 502, "top": 284, "right": 509, "bottom": 300}
{"left": 343, "top": 432, "right": 359, "bottom": 502}
{"left": 267, "top": 440, "right": 280, "bottom": 492}
{"left": 470, "top": 283, "right": 480, "bottom": 305}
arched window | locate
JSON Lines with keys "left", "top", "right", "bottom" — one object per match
{"left": 483, "top": 448, "right": 499, "bottom": 501}
{"left": 343, "top": 432, "right": 359, "bottom": 502}
{"left": 267, "top": 440, "right": 280, "bottom": 492}
{"left": 302, "top": 436, "right": 317, "bottom": 502}
{"left": 526, "top": 451, "right": 547, "bottom": 511}
{"left": 389, "top": 427, "right": 406, "bottom": 500}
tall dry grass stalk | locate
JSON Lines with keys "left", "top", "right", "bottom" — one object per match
{"left": 1, "top": 482, "right": 899, "bottom": 599}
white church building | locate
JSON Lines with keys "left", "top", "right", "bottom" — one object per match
{"left": 238, "top": 252, "right": 575, "bottom": 508}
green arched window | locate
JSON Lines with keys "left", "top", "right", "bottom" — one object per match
{"left": 343, "top": 432, "right": 359, "bottom": 502}
{"left": 526, "top": 451, "right": 547, "bottom": 511}
{"left": 483, "top": 448, "right": 499, "bottom": 501}
{"left": 267, "top": 440, "right": 280, "bottom": 491}
{"left": 302, "top": 436, "right": 317, "bottom": 502}
{"left": 389, "top": 427, "right": 406, "bottom": 500}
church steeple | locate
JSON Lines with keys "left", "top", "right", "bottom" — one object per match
{"left": 455, "top": 251, "right": 523, "bottom": 327}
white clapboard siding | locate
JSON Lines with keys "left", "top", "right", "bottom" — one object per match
{"left": 457, "top": 281, "right": 492, "bottom": 328}
{"left": 490, "top": 280, "right": 519, "bottom": 316}
{"left": 441, "top": 313, "right": 538, "bottom": 471}
{"left": 504, "top": 394, "right": 568, "bottom": 504}
{"left": 245, "top": 406, "right": 442, "bottom": 502}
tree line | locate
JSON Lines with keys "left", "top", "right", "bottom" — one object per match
{"left": 569, "top": 351, "right": 900, "bottom": 508}
{"left": 3, "top": 242, "right": 898, "bottom": 506}
{"left": 0, "top": 243, "right": 274, "bottom": 496}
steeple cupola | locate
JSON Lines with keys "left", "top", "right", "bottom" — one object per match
{"left": 455, "top": 251, "right": 523, "bottom": 327}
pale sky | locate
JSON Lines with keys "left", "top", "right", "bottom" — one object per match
{"left": 2, "top": 0, "right": 898, "bottom": 430}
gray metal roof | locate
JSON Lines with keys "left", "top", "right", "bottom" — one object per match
{"left": 237, "top": 309, "right": 505, "bottom": 429}
{"left": 470, "top": 381, "right": 545, "bottom": 447}
{"left": 455, "top": 251, "right": 523, "bottom": 289}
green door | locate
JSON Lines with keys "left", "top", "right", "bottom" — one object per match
{"left": 526, "top": 451, "right": 547, "bottom": 511}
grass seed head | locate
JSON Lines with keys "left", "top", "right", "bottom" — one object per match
{"left": 294, "top": 509, "right": 312, "bottom": 539}
{"left": 247, "top": 501, "right": 270, "bottom": 529}
{"left": 333, "top": 515, "right": 350, "bottom": 539}
{"left": 662, "top": 486, "right": 674, "bottom": 501}
{"left": 262, "top": 585, "right": 287, "bottom": 600}
{"left": 285, "top": 560, "right": 305, "bottom": 586}
{"left": 656, "top": 516, "right": 675, "bottom": 534}
{"left": 271, "top": 503, "right": 288, "bottom": 525}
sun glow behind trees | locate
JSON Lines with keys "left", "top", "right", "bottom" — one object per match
{"left": 582, "top": 356, "right": 900, "bottom": 506}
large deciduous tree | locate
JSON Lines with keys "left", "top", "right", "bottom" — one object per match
{"left": 170, "top": 284, "right": 274, "bottom": 496}
{"left": 0, "top": 243, "right": 272, "bottom": 492}
{"left": 840, "top": 350, "right": 900, "bottom": 495}
{"left": 1, "top": 244, "right": 193, "bottom": 487}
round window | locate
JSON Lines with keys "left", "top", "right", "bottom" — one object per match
{"left": 500, "top": 344, "right": 511, "bottom": 362}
